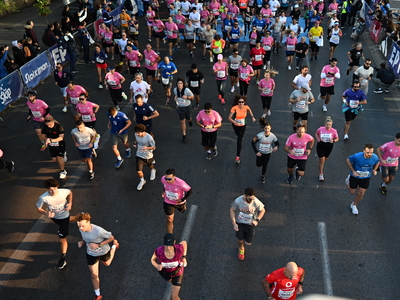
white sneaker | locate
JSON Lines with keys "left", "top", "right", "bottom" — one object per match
{"left": 344, "top": 134, "right": 349, "bottom": 140}
{"left": 98, "top": 84, "right": 103, "bottom": 89}
{"left": 288, "top": 66, "right": 291, "bottom": 70}
{"left": 263, "top": 65, "right": 266, "bottom": 70}
{"left": 209, "top": 56, "right": 213, "bottom": 62}
{"left": 319, "top": 173, "right": 324, "bottom": 181}
{"left": 256, "top": 80, "right": 260, "bottom": 84}
{"left": 345, "top": 174, "right": 350, "bottom": 187}
{"left": 62, "top": 106, "right": 67, "bottom": 113}
{"left": 350, "top": 202, "right": 358, "bottom": 215}
{"left": 230, "top": 86, "right": 235, "bottom": 93}
{"left": 121, "top": 92, "right": 128, "bottom": 100}
{"left": 261, "top": 113, "right": 266, "bottom": 119}
{"left": 322, "top": 104, "right": 327, "bottom": 112}
{"left": 63, "top": 152, "right": 67, "bottom": 163}
{"left": 150, "top": 169, "right": 156, "bottom": 180}
{"left": 59, "top": 170, "right": 67, "bottom": 180}
{"left": 236, "top": 82, "right": 239, "bottom": 87}
{"left": 266, "top": 109, "right": 271, "bottom": 116}
{"left": 137, "top": 179, "right": 146, "bottom": 190}
{"left": 318, "top": 93, "right": 322, "bottom": 101}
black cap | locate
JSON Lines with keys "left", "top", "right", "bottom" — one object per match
{"left": 164, "top": 233, "right": 175, "bottom": 246}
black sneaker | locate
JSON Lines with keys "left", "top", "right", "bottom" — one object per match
{"left": 6, "top": 161, "right": 14, "bottom": 172}
{"left": 346, "top": 69, "right": 350, "bottom": 75}
{"left": 260, "top": 176, "right": 265, "bottom": 184}
{"left": 206, "top": 152, "right": 212, "bottom": 160}
{"left": 295, "top": 167, "right": 302, "bottom": 181}
{"left": 188, "top": 120, "right": 193, "bottom": 127}
{"left": 293, "top": 126, "right": 296, "bottom": 132}
{"left": 374, "top": 88, "right": 383, "bottom": 94}
{"left": 385, "top": 88, "right": 389, "bottom": 93}
{"left": 165, "top": 100, "right": 170, "bottom": 107}
{"left": 212, "top": 146, "right": 218, "bottom": 157}
{"left": 182, "top": 135, "right": 187, "bottom": 143}
{"left": 57, "top": 257, "right": 67, "bottom": 269}
{"left": 287, "top": 175, "right": 293, "bottom": 184}
{"left": 380, "top": 184, "right": 388, "bottom": 195}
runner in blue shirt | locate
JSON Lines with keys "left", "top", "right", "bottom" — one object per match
{"left": 158, "top": 56, "right": 178, "bottom": 104}
{"left": 107, "top": 107, "right": 132, "bottom": 168}
{"left": 345, "top": 143, "right": 379, "bottom": 215}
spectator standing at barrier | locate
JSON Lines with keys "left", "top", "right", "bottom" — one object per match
{"left": 12, "top": 40, "right": 26, "bottom": 67}
{"left": 0, "top": 47, "right": 10, "bottom": 80}
{"left": 54, "top": 63, "right": 73, "bottom": 114}
{"left": 373, "top": 62, "right": 396, "bottom": 94}
{"left": 24, "top": 20, "right": 39, "bottom": 46}
{"left": 77, "top": 21, "right": 91, "bottom": 65}
{"left": 62, "top": 31, "right": 78, "bottom": 73}
{"left": 23, "top": 38, "right": 40, "bottom": 62}
{"left": 44, "top": 24, "right": 58, "bottom": 47}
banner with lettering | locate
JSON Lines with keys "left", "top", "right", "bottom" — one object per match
{"left": 0, "top": 70, "right": 26, "bottom": 112}
{"left": 20, "top": 52, "right": 53, "bottom": 89}
{"left": 48, "top": 44, "right": 69, "bottom": 68}
{"left": 387, "top": 41, "right": 400, "bottom": 78}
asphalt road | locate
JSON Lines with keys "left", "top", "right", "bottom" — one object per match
{"left": 1, "top": 4, "right": 400, "bottom": 300}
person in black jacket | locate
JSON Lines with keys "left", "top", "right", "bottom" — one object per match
{"left": 54, "top": 63, "right": 74, "bottom": 113}
{"left": 24, "top": 20, "right": 39, "bottom": 46}
{"left": 12, "top": 40, "right": 27, "bottom": 67}
{"left": 62, "top": 32, "right": 78, "bottom": 73}
{"left": 373, "top": 62, "right": 396, "bottom": 93}
{"left": 45, "top": 24, "right": 58, "bottom": 47}
{"left": 61, "top": 16, "right": 75, "bottom": 34}
{"left": 77, "top": 21, "right": 91, "bottom": 64}
{"left": 23, "top": 38, "right": 40, "bottom": 61}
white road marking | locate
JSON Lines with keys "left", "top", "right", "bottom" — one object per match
{"left": 318, "top": 222, "right": 333, "bottom": 296}
{"left": 162, "top": 205, "right": 198, "bottom": 300}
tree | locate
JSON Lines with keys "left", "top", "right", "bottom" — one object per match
{"left": 33, "top": 0, "right": 52, "bottom": 24}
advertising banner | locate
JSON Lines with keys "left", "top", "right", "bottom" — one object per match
{"left": 387, "top": 42, "right": 400, "bottom": 78}
{"left": 0, "top": 70, "right": 26, "bottom": 112}
{"left": 48, "top": 44, "right": 69, "bottom": 68}
{"left": 20, "top": 52, "right": 53, "bottom": 89}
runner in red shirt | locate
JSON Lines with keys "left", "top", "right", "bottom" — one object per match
{"left": 249, "top": 41, "right": 266, "bottom": 84}
{"left": 263, "top": 262, "right": 305, "bottom": 300}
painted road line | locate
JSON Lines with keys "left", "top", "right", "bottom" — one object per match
{"left": 318, "top": 221, "right": 333, "bottom": 296}
{"left": 162, "top": 205, "right": 198, "bottom": 300}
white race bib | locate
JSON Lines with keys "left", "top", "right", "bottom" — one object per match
{"left": 161, "top": 261, "right": 179, "bottom": 268}
{"left": 240, "top": 73, "right": 248, "bottom": 80}
{"left": 82, "top": 114, "right": 92, "bottom": 122}
{"left": 263, "top": 45, "right": 271, "bottom": 51}
{"left": 32, "top": 111, "right": 42, "bottom": 118}
{"left": 294, "top": 148, "right": 304, "bottom": 156}
{"left": 129, "top": 60, "right": 137, "bottom": 67}
{"left": 255, "top": 55, "right": 262, "bottom": 61}
{"left": 166, "top": 190, "right": 179, "bottom": 200}
{"left": 297, "top": 100, "right": 306, "bottom": 108}
{"left": 70, "top": 97, "right": 79, "bottom": 105}
{"left": 96, "top": 57, "right": 105, "bottom": 63}
{"left": 357, "top": 171, "right": 370, "bottom": 177}
{"left": 145, "top": 59, "right": 151, "bottom": 65}
{"left": 259, "top": 142, "right": 271, "bottom": 152}
{"left": 190, "top": 81, "right": 199, "bottom": 87}
{"left": 349, "top": 100, "right": 358, "bottom": 108}
{"left": 235, "top": 118, "right": 245, "bottom": 125}
{"left": 325, "top": 77, "right": 334, "bottom": 84}
{"left": 320, "top": 133, "right": 331, "bottom": 142}
{"left": 162, "top": 77, "right": 170, "bottom": 85}
{"left": 217, "top": 70, "right": 226, "bottom": 78}
{"left": 231, "top": 33, "right": 238, "bottom": 39}
{"left": 386, "top": 157, "right": 398, "bottom": 164}
{"left": 286, "top": 44, "right": 295, "bottom": 51}
{"left": 230, "top": 63, "right": 239, "bottom": 69}
{"left": 278, "top": 289, "right": 295, "bottom": 299}
{"left": 50, "top": 203, "right": 65, "bottom": 213}
{"left": 238, "top": 211, "right": 253, "bottom": 224}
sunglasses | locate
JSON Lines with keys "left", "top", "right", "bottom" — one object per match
{"left": 165, "top": 177, "right": 173, "bottom": 181}
{"left": 79, "top": 98, "right": 85, "bottom": 100}
{"left": 238, "top": 101, "right": 245, "bottom": 103}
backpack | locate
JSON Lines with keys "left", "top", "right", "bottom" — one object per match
{"left": 345, "top": 1, "right": 351, "bottom": 13}
{"left": 42, "top": 32, "right": 50, "bottom": 46}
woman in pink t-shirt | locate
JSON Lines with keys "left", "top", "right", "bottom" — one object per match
{"left": 258, "top": 70, "right": 276, "bottom": 118}
{"left": 76, "top": 93, "right": 100, "bottom": 129}
{"left": 66, "top": 82, "right": 88, "bottom": 121}
{"left": 285, "top": 31, "right": 298, "bottom": 70}
{"left": 212, "top": 54, "right": 229, "bottom": 104}
{"left": 261, "top": 30, "right": 274, "bottom": 67}
{"left": 165, "top": 17, "right": 179, "bottom": 58}
{"left": 145, "top": 7, "right": 156, "bottom": 41}
{"left": 238, "top": 59, "right": 254, "bottom": 96}
{"left": 284, "top": 124, "right": 314, "bottom": 184}
{"left": 104, "top": 66, "right": 126, "bottom": 110}
{"left": 315, "top": 116, "right": 339, "bottom": 181}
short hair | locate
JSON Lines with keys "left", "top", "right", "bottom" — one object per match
{"left": 241, "top": 58, "right": 248, "bottom": 64}
{"left": 176, "top": 77, "right": 185, "bottom": 85}
{"left": 204, "top": 102, "right": 213, "bottom": 110}
{"left": 165, "top": 168, "right": 175, "bottom": 176}
{"left": 79, "top": 93, "right": 87, "bottom": 98}
{"left": 134, "top": 124, "right": 146, "bottom": 132}
{"left": 300, "top": 65, "right": 308, "bottom": 71}
{"left": 76, "top": 212, "right": 91, "bottom": 222}
{"left": 396, "top": 132, "right": 400, "bottom": 139}
{"left": 364, "top": 143, "right": 374, "bottom": 149}
{"left": 135, "top": 94, "right": 143, "bottom": 101}
{"left": 191, "top": 63, "right": 197, "bottom": 69}
{"left": 44, "top": 178, "right": 59, "bottom": 189}
{"left": 108, "top": 107, "right": 116, "bottom": 114}
{"left": 244, "top": 187, "right": 255, "bottom": 196}
{"left": 76, "top": 119, "right": 84, "bottom": 126}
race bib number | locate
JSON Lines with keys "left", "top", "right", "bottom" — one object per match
{"left": 121, "top": 20, "right": 127, "bottom": 25}
{"left": 82, "top": 114, "right": 92, "bottom": 122}
{"left": 190, "top": 81, "right": 199, "bottom": 87}
{"left": 245, "top": 16, "right": 251, "bottom": 22}
{"left": 263, "top": 88, "right": 271, "bottom": 94}
{"left": 130, "top": 26, "right": 137, "bottom": 33}
{"left": 145, "top": 59, "right": 151, "bottom": 65}
{"left": 325, "top": 77, "right": 334, "bottom": 84}
{"left": 297, "top": 100, "right": 306, "bottom": 108}
{"left": 278, "top": 289, "right": 295, "bottom": 299}
{"left": 286, "top": 44, "right": 295, "bottom": 51}
{"left": 162, "top": 77, "right": 170, "bottom": 85}
{"left": 177, "top": 98, "right": 186, "bottom": 106}
{"left": 78, "top": 136, "right": 90, "bottom": 144}
{"left": 217, "top": 70, "right": 226, "bottom": 78}
{"left": 256, "top": 26, "right": 262, "bottom": 31}
{"left": 96, "top": 57, "right": 105, "bottom": 63}
{"left": 255, "top": 55, "right": 262, "bottom": 61}
{"left": 161, "top": 261, "right": 179, "bottom": 268}
{"left": 294, "top": 148, "right": 304, "bottom": 156}
{"left": 224, "top": 25, "right": 232, "bottom": 31}
{"left": 167, "top": 30, "right": 173, "bottom": 36}
{"left": 107, "top": 80, "right": 117, "bottom": 87}
{"left": 331, "top": 35, "right": 339, "bottom": 43}
{"left": 386, "top": 157, "right": 398, "bottom": 164}
{"left": 357, "top": 171, "right": 370, "bottom": 177}
{"left": 166, "top": 190, "right": 179, "bottom": 200}
{"left": 235, "top": 118, "right": 245, "bottom": 125}
{"left": 240, "top": 73, "right": 248, "bottom": 80}
{"left": 263, "top": 45, "right": 271, "bottom": 51}
{"left": 349, "top": 100, "right": 358, "bottom": 108}
{"left": 230, "top": 63, "right": 239, "bottom": 69}
{"left": 259, "top": 142, "right": 271, "bottom": 152}
{"left": 49, "top": 203, "right": 65, "bottom": 213}
{"left": 232, "top": 33, "right": 238, "bottom": 39}
{"left": 129, "top": 60, "right": 137, "bottom": 67}
{"left": 49, "top": 141, "right": 59, "bottom": 147}
{"left": 238, "top": 211, "right": 253, "bottom": 224}
{"left": 88, "top": 246, "right": 103, "bottom": 254}
{"left": 70, "top": 97, "right": 79, "bottom": 105}
{"left": 320, "top": 133, "right": 331, "bottom": 142}
{"left": 32, "top": 111, "right": 42, "bottom": 118}
{"left": 104, "top": 36, "right": 111, "bottom": 43}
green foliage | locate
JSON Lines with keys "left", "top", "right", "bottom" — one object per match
{"left": 0, "top": 0, "right": 19, "bottom": 14}
{"left": 33, "top": 0, "right": 52, "bottom": 16}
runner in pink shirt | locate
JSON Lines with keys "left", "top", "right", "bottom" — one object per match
{"left": 315, "top": 116, "right": 339, "bottom": 181}
{"left": 26, "top": 90, "right": 50, "bottom": 150}
{"left": 258, "top": 70, "right": 276, "bottom": 118}
{"left": 284, "top": 124, "right": 314, "bottom": 184}
{"left": 320, "top": 58, "right": 340, "bottom": 112}
{"left": 124, "top": 45, "right": 142, "bottom": 78}
{"left": 146, "top": 7, "right": 156, "bottom": 41}
{"left": 165, "top": 17, "right": 179, "bottom": 58}
{"left": 238, "top": 59, "right": 254, "bottom": 96}
{"left": 261, "top": 30, "right": 274, "bottom": 67}
{"left": 285, "top": 31, "right": 298, "bottom": 70}
{"left": 161, "top": 168, "right": 193, "bottom": 233}
{"left": 377, "top": 133, "right": 400, "bottom": 195}
{"left": 195, "top": 102, "right": 223, "bottom": 160}
{"left": 152, "top": 16, "right": 165, "bottom": 53}
{"left": 209, "top": 0, "right": 220, "bottom": 27}
{"left": 66, "top": 82, "right": 88, "bottom": 121}
{"left": 213, "top": 54, "right": 229, "bottom": 104}
{"left": 144, "top": 44, "right": 161, "bottom": 94}
{"left": 104, "top": 66, "right": 126, "bottom": 110}
{"left": 76, "top": 93, "right": 100, "bottom": 128}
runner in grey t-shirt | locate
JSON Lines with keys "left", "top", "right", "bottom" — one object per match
{"left": 229, "top": 187, "right": 266, "bottom": 260}
{"left": 76, "top": 212, "right": 119, "bottom": 300}
{"left": 36, "top": 178, "right": 73, "bottom": 269}
{"left": 288, "top": 83, "right": 315, "bottom": 132}
{"left": 134, "top": 124, "right": 157, "bottom": 191}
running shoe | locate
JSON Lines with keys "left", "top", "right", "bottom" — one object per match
{"left": 111, "top": 55, "right": 115, "bottom": 60}
{"left": 263, "top": 65, "right": 266, "bottom": 70}
{"left": 182, "top": 135, "right": 187, "bottom": 143}
{"left": 374, "top": 88, "right": 383, "bottom": 94}
{"left": 137, "top": 179, "right": 146, "bottom": 190}
{"left": 206, "top": 152, "right": 212, "bottom": 160}
{"left": 309, "top": 57, "right": 313, "bottom": 62}
{"left": 113, "top": 239, "right": 120, "bottom": 249}
{"left": 62, "top": 106, "right": 68, "bottom": 113}
{"left": 236, "top": 82, "right": 239, "bottom": 87}
{"left": 212, "top": 146, "right": 218, "bottom": 157}
{"left": 238, "top": 248, "right": 245, "bottom": 260}
{"left": 288, "top": 66, "right": 291, "bottom": 70}
{"left": 287, "top": 174, "right": 293, "bottom": 184}
{"left": 63, "top": 152, "right": 67, "bottom": 163}
{"left": 230, "top": 86, "right": 235, "bottom": 93}
{"left": 318, "top": 93, "right": 322, "bottom": 101}
{"left": 93, "top": 296, "right": 103, "bottom": 300}
{"left": 92, "top": 148, "right": 97, "bottom": 158}
{"left": 59, "top": 170, "right": 67, "bottom": 180}
{"left": 89, "top": 171, "right": 95, "bottom": 180}
{"left": 170, "top": 56, "right": 173, "bottom": 61}
{"left": 344, "top": 134, "right": 349, "bottom": 140}
{"left": 121, "top": 92, "right": 128, "bottom": 100}
{"left": 322, "top": 104, "right": 327, "bottom": 112}
{"left": 165, "top": 99, "right": 170, "bottom": 107}
{"left": 350, "top": 202, "right": 358, "bottom": 215}
{"left": 125, "top": 148, "right": 131, "bottom": 158}
{"left": 98, "top": 84, "right": 103, "bottom": 89}
{"left": 188, "top": 120, "right": 193, "bottom": 127}
{"left": 266, "top": 109, "right": 271, "bottom": 116}
{"left": 150, "top": 168, "right": 156, "bottom": 180}
{"left": 346, "top": 69, "right": 350, "bottom": 75}
{"left": 319, "top": 173, "right": 324, "bottom": 181}
{"left": 40, "top": 144, "right": 47, "bottom": 151}
{"left": 6, "top": 161, "right": 14, "bottom": 172}
{"left": 115, "top": 105, "right": 120, "bottom": 111}
{"left": 260, "top": 176, "right": 265, "bottom": 184}
{"left": 295, "top": 167, "right": 302, "bottom": 180}
{"left": 261, "top": 113, "right": 266, "bottom": 119}
{"left": 115, "top": 159, "right": 124, "bottom": 168}
{"left": 57, "top": 257, "right": 66, "bottom": 269}
{"left": 385, "top": 88, "right": 389, "bottom": 93}
{"left": 314, "top": 55, "right": 318, "bottom": 60}
{"left": 345, "top": 174, "right": 350, "bottom": 187}
{"left": 235, "top": 156, "right": 240, "bottom": 164}
{"left": 220, "top": 98, "right": 225, "bottom": 104}
{"left": 256, "top": 80, "right": 260, "bottom": 84}
{"left": 380, "top": 184, "right": 388, "bottom": 195}
{"left": 209, "top": 56, "right": 213, "bottom": 62}
{"left": 194, "top": 104, "right": 200, "bottom": 110}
